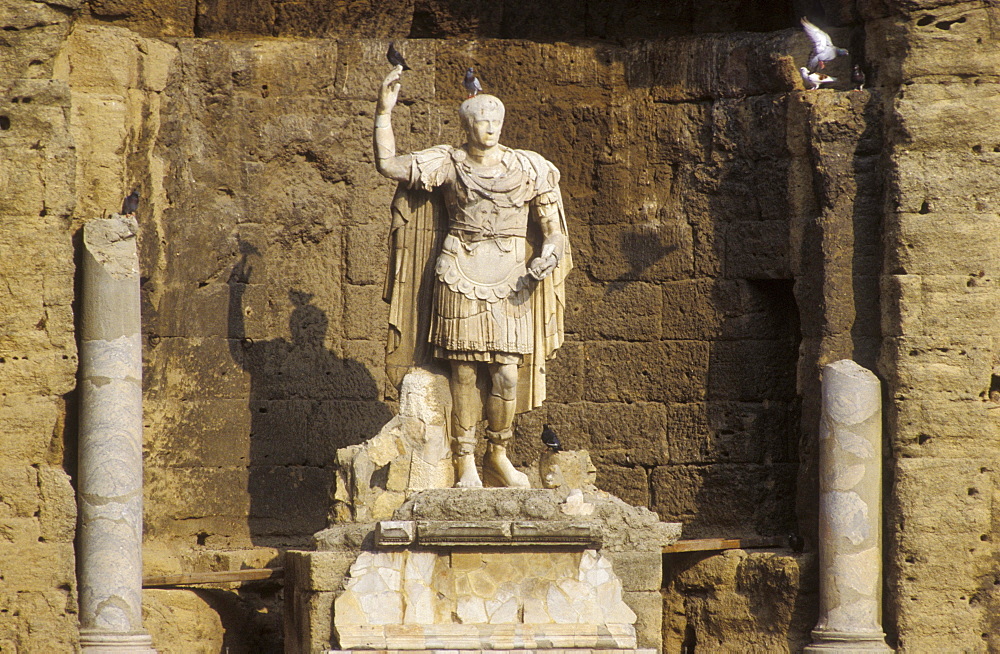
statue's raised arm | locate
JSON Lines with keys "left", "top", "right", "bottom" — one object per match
{"left": 373, "top": 66, "right": 411, "bottom": 182}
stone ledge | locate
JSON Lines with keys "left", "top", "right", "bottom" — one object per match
{"left": 373, "top": 520, "right": 602, "bottom": 548}
{"left": 334, "top": 623, "right": 638, "bottom": 650}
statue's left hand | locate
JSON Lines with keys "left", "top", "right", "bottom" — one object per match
{"left": 528, "top": 254, "right": 558, "bottom": 280}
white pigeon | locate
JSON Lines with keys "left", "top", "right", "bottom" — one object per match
{"left": 800, "top": 67, "right": 836, "bottom": 90}
{"left": 801, "top": 17, "right": 849, "bottom": 70}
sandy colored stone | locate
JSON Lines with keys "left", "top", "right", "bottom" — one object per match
{"left": 142, "top": 589, "right": 225, "bottom": 653}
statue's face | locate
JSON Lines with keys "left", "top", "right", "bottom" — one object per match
{"left": 465, "top": 111, "right": 503, "bottom": 150}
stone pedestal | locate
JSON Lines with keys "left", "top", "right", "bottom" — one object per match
{"left": 285, "top": 489, "right": 680, "bottom": 654}
{"left": 78, "top": 216, "right": 156, "bottom": 652}
{"left": 805, "top": 360, "right": 892, "bottom": 653}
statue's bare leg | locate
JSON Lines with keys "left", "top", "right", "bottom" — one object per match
{"left": 450, "top": 360, "right": 482, "bottom": 488}
{"left": 483, "top": 362, "right": 530, "bottom": 488}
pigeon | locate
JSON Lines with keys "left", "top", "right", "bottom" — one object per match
{"left": 787, "top": 533, "right": 805, "bottom": 553}
{"left": 386, "top": 42, "right": 411, "bottom": 71}
{"left": 463, "top": 67, "right": 482, "bottom": 98}
{"left": 800, "top": 67, "right": 836, "bottom": 90}
{"left": 121, "top": 187, "right": 140, "bottom": 216}
{"left": 541, "top": 424, "right": 562, "bottom": 452}
{"left": 800, "top": 17, "right": 849, "bottom": 70}
{"left": 851, "top": 64, "right": 866, "bottom": 91}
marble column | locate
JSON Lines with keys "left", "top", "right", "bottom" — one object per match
{"left": 78, "top": 216, "right": 156, "bottom": 653}
{"left": 806, "top": 359, "right": 892, "bottom": 653}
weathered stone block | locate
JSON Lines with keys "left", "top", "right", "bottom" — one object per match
{"left": 566, "top": 280, "right": 662, "bottom": 342}
{"left": 289, "top": 550, "right": 357, "bottom": 593}
{"left": 585, "top": 401, "right": 669, "bottom": 466}
{"left": 344, "top": 283, "right": 388, "bottom": 341}
{"left": 649, "top": 101, "right": 712, "bottom": 164}
{"left": 724, "top": 220, "right": 790, "bottom": 279}
{"left": 146, "top": 398, "right": 252, "bottom": 468}
{"left": 627, "top": 32, "right": 800, "bottom": 102}
{"left": 0, "top": 464, "right": 39, "bottom": 519}
{"left": 892, "top": 458, "right": 992, "bottom": 536}
{"left": 588, "top": 221, "right": 695, "bottom": 283}
{"left": 624, "top": 590, "right": 663, "bottom": 651}
{"left": 712, "top": 95, "right": 789, "bottom": 162}
{"left": 666, "top": 401, "right": 794, "bottom": 465}
{"left": 248, "top": 465, "right": 336, "bottom": 538}
{"left": 346, "top": 224, "right": 389, "bottom": 286}
{"left": 888, "top": 213, "right": 1000, "bottom": 277}
{"left": 891, "top": 150, "right": 1000, "bottom": 214}
{"left": 651, "top": 464, "right": 796, "bottom": 538}
{"left": 593, "top": 460, "right": 649, "bottom": 508}
{"left": 0, "top": 541, "right": 75, "bottom": 591}
{"left": 543, "top": 341, "right": 585, "bottom": 404}
{"left": 881, "top": 335, "right": 992, "bottom": 400}
{"left": 0, "top": 395, "right": 62, "bottom": 464}
{"left": 606, "top": 551, "right": 662, "bottom": 592}
{"left": 37, "top": 466, "right": 76, "bottom": 543}
{"left": 892, "top": 586, "right": 986, "bottom": 653}
{"left": 663, "top": 550, "right": 816, "bottom": 654}
{"left": 880, "top": 274, "right": 922, "bottom": 338}
{"left": 584, "top": 341, "right": 708, "bottom": 403}
{"left": 146, "top": 337, "right": 250, "bottom": 400}
{"left": 894, "top": 8, "right": 1000, "bottom": 82}
{"left": 662, "top": 278, "right": 797, "bottom": 341}
{"left": 340, "top": 339, "right": 388, "bottom": 401}
{"left": 918, "top": 274, "right": 1000, "bottom": 335}
{"left": 707, "top": 340, "right": 798, "bottom": 402}
{"left": 143, "top": 589, "right": 225, "bottom": 654}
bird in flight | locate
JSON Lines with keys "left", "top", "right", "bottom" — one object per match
{"left": 121, "top": 187, "right": 140, "bottom": 216}
{"left": 463, "top": 67, "right": 483, "bottom": 98}
{"left": 541, "top": 424, "right": 562, "bottom": 452}
{"left": 386, "top": 42, "right": 410, "bottom": 71}
{"left": 801, "top": 17, "right": 848, "bottom": 70}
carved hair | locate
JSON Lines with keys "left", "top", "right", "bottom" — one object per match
{"left": 459, "top": 94, "right": 505, "bottom": 129}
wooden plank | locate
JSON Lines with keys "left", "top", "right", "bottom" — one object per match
{"left": 143, "top": 567, "right": 284, "bottom": 587}
{"left": 662, "top": 537, "right": 785, "bottom": 554}
{"left": 663, "top": 538, "right": 742, "bottom": 553}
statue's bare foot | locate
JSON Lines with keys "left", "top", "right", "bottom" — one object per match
{"left": 483, "top": 444, "right": 530, "bottom": 488}
{"left": 454, "top": 453, "right": 483, "bottom": 488}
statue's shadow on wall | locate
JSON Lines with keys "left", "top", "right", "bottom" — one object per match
{"left": 227, "top": 244, "right": 392, "bottom": 548}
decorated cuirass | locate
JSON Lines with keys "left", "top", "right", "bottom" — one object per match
{"left": 432, "top": 147, "right": 540, "bottom": 302}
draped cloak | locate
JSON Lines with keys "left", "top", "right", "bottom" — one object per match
{"left": 382, "top": 144, "right": 572, "bottom": 414}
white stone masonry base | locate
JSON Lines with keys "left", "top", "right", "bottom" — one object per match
{"left": 326, "top": 650, "right": 656, "bottom": 654}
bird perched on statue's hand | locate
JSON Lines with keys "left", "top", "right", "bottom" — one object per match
{"left": 800, "top": 67, "right": 836, "bottom": 90}
{"left": 121, "top": 187, "right": 140, "bottom": 216}
{"left": 386, "top": 42, "right": 411, "bottom": 71}
{"left": 541, "top": 424, "right": 562, "bottom": 452}
{"left": 851, "top": 64, "right": 866, "bottom": 91}
{"left": 801, "top": 17, "right": 848, "bottom": 70}
{"left": 463, "top": 67, "right": 482, "bottom": 98}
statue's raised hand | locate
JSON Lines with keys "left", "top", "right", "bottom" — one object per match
{"left": 378, "top": 66, "right": 403, "bottom": 115}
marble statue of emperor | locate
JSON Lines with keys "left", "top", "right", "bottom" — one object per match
{"left": 374, "top": 65, "right": 572, "bottom": 489}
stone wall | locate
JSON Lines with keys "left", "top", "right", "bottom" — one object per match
{"left": 0, "top": 1, "right": 81, "bottom": 650}
{"left": 874, "top": 1, "right": 1000, "bottom": 651}
{"left": 6, "top": 0, "right": 1000, "bottom": 651}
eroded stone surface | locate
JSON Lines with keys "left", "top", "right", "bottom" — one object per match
{"left": 334, "top": 548, "right": 637, "bottom": 649}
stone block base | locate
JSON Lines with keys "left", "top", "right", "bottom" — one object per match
{"left": 325, "top": 650, "right": 657, "bottom": 654}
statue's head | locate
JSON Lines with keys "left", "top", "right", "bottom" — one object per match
{"left": 459, "top": 94, "right": 505, "bottom": 150}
